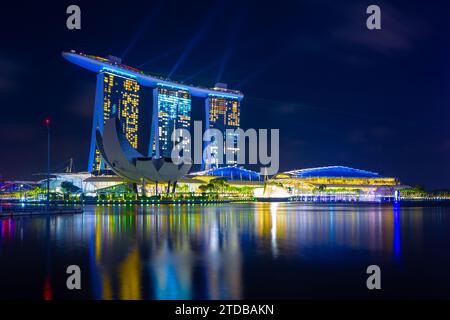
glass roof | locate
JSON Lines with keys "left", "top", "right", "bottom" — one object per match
{"left": 285, "top": 166, "right": 381, "bottom": 178}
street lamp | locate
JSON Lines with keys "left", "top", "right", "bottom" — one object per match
{"left": 44, "top": 117, "right": 51, "bottom": 212}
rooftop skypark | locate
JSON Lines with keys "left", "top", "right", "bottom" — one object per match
{"left": 63, "top": 51, "right": 244, "bottom": 98}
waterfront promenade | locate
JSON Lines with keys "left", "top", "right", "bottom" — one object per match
{"left": 0, "top": 203, "right": 83, "bottom": 217}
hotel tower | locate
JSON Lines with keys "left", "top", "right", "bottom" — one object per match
{"left": 149, "top": 85, "right": 191, "bottom": 158}
{"left": 89, "top": 67, "right": 140, "bottom": 172}
{"left": 203, "top": 85, "right": 241, "bottom": 170}
{"left": 63, "top": 51, "right": 243, "bottom": 173}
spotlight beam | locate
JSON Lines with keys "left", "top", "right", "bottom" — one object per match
{"left": 168, "top": 1, "right": 223, "bottom": 78}
{"left": 235, "top": 45, "right": 293, "bottom": 89}
{"left": 137, "top": 46, "right": 183, "bottom": 69}
{"left": 215, "top": 8, "right": 245, "bottom": 83}
{"left": 183, "top": 60, "right": 219, "bottom": 83}
{"left": 121, "top": 1, "right": 164, "bottom": 60}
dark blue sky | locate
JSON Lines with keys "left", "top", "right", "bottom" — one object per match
{"left": 1, "top": 0, "right": 449, "bottom": 189}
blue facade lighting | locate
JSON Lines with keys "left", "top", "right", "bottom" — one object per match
{"left": 63, "top": 51, "right": 244, "bottom": 171}
{"left": 286, "top": 166, "right": 382, "bottom": 178}
{"left": 192, "top": 166, "right": 263, "bottom": 181}
{"left": 100, "top": 67, "right": 137, "bottom": 80}
{"left": 207, "top": 93, "right": 240, "bottom": 100}
{"left": 156, "top": 82, "right": 188, "bottom": 92}
{"left": 149, "top": 85, "right": 192, "bottom": 158}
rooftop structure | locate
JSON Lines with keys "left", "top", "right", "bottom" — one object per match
{"left": 63, "top": 51, "right": 244, "bottom": 99}
{"left": 276, "top": 166, "right": 398, "bottom": 187}
{"left": 191, "top": 166, "right": 264, "bottom": 182}
{"left": 284, "top": 166, "right": 383, "bottom": 178}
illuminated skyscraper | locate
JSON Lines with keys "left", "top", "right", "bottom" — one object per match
{"left": 149, "top": 85, "right": 191, "bottom": 158}
{"left": 63, "top": 51, "right": 243, "bottom": 172}
{"left": 89, "top": 71, "right": 140, "bottom": 172}
{"left": 204, "top": 91, "right": 241, "bottom": 170}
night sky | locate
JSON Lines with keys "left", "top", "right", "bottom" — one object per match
{"left": 1, "top": 0, "right": 449, "bottom": 189}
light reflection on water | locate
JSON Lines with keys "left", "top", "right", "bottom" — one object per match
{"left": 1, "top": 202, "right": 450, "bottom": 299}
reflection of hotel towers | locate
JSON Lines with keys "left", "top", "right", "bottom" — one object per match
{"left": 204, "top": 209, "right": 242, "bottom": 299}
{"left": 0, "top": 204, "right": 408, "bottom": 298}
{"left": 87, "top": 207, "right": 243, "bottom": 299}
{"left": 62, "top": 52, "right": 243, "bottom": 173}
{"left": 89, "top": 71, "right": 140, "bottom": 172}
{"left": 149, "top": 207, "right": 243, "bottom": 299}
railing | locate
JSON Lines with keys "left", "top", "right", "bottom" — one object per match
{"left": 0, "top": 202, "right": 83, "bottom": 216}
{"left": 288, "top": 194, "right": 396, "bottom": 203}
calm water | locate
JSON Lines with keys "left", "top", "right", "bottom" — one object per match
{"left": 1, "top": 202, "right": 450, "bottom": 299}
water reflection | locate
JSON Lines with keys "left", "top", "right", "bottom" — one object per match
{"left": 0, "top": 202, "right": 442, "bottom": 299}
{"left": 393, "top": 203, "right": 401, "bottom": 262}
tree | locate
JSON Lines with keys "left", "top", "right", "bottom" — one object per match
{"left": 208, "top": 178, "right": 229, "bottom": 193}
{"left": 28, "top": 186, "right": 46, "bottom": 199}
{"left": 198, "top": 184, "right": 209, "bottom": 194}
{"left": 176, "top": 184, "right": 190, "bottom": 194}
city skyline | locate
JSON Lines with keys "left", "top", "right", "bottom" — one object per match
{"left": 0, "top": 0, "right": 449, "bottom": 189}
{"left": 2, "top": 0, "right": 450, "bottom": 305}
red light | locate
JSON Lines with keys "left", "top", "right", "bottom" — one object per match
{"left": 43, "top": 117, "right": 51, "bottom": 126}
{"left": 43, "top": 276, "right": 53, "bottom": 300}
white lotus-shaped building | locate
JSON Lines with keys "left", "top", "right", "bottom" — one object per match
{"left": 96, "top": 117, "right": 191, "bottom": 185}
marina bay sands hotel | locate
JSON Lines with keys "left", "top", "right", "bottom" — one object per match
{"left": 63, "top": 51, "right": 244, "bottom": 173}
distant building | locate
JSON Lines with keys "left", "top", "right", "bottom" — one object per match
{"left": 279, "top": 166, "right": 398, "bottom": 185}
{"left": 267, "top": 166, "right": 401, "bottom": 202}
